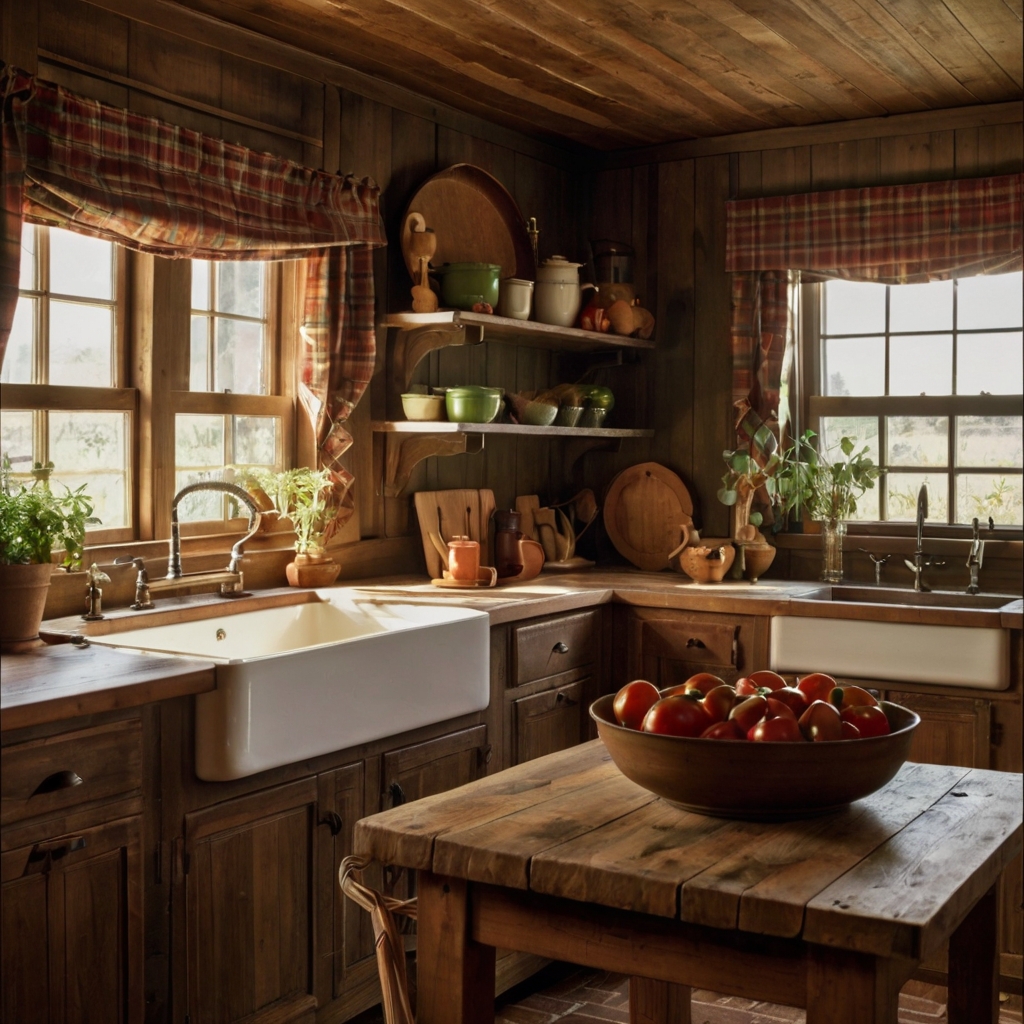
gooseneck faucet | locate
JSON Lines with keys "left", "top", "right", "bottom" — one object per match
{"left": 903, "top": 484, "right": 944, "bottom": 592}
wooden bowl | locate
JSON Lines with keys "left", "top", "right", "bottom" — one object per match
{"left": 741, "top": 542, "right": 776, "bottom": 582}
{"left": 513, "top": 538, "right": 545, "bottom": 581}
{"left": 678, "top": 542, "right": 735, "bottom": 582}
{"left": 590, "top": 694, "right": 919, "bottom": 820}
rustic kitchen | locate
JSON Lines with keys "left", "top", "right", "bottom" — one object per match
{"left": 0, "top": 2, "right": 1021, "bottom": 1022}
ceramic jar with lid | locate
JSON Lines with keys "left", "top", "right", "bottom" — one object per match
{"left": 534, "top": 256, "right": 590, "bottom": 327}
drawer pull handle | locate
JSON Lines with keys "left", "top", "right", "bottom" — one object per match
{"left": 556, "top": 692, "right": 578, "bottom": 707}
{"left": 33, "top": 770, "right": 84, "bottom": 796}
{"left": 24, "top": 836, "right": 87, "bottom": 875}
{"left": 319, "top": 811, "right": 344, "bottom": 836}
{"left": 552, "top": 642, "right": 569, "bottom": 654}
{"left": 389, "top": 781, "right": 407, "bottom": 808}
{"left": 685, "top": 638, "right": 706, "bottom": 649}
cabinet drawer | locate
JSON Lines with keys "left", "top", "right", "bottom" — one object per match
{"left": 640, "top": 618, "right": 738, "bottom": 669}
{"left": 1, "top": 718, "right": 143, "bottom": 826}
{"left": 513, "top": 611, "right": 597, "bottom": 685}
{"left": 513, "top": 681, "right": 584, "bottom": 765}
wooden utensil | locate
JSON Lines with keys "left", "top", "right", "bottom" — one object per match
{"left": 403, "top": 211, "right": 439, "bottom": 313}
{"left": 603, "top": 462, "right": 694, "bottom": 572}
{"left": 414, "top": 489, "right": 495, "bottom": 579}
{"left": 515, "top": 495, "right": 540, "bottom": 541}
{"left": 533, "top": 507, "right": 558, "bottom": 561}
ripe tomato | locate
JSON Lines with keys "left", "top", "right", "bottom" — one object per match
{"left": 682, "top": 672, "right": 726, "bottom": 696}
{"left": 700, "top": 720, "right": 744, "bottom": 740}
{"left": 770, "top": 686, "right": 809, "bottom": 716}
{"left": 747, "top": 669, "right": 787, "bottom": 691}
{"left": 613, "top": 680, "right": 661, "bottom": 730}
{"left": 766, "top": 697, "right": 797, "bottom": 721}
{"left": 700, "top": 684, "right": 737, "bottom": 723}
{"left": 642, "top": 696, "right": 712, "bottom": 737}
{"left": 798, "top": 700, "right": 842, "bottom": 741}
{"left": 748, "top": 716, "right": 803, "bottom": 742}
{"left": 829, "top": 685, "right": 879, "bottom": 709}
{"left": 729, "top": 694, "right": 768, "bottom": 732}
{"left": 840, "top": 705, "right": 890, "bottom": 738}
{"left": 796, "top": 672, "right": 838, "bottom": 704}
{"left": 841, "top": 721, "right": 862, "bottom": 740}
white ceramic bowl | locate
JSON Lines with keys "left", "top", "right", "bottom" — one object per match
{"left": 401, "top": 393, "right": 446, "bottom": 421}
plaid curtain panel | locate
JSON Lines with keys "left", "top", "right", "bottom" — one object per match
{"left": 724, "top": 173, "right": 1024, "bottom": 446}
{"left": 1, "top": 64, "right": 386, "bottom": 526}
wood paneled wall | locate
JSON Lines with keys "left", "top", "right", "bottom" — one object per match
{"left": 587, "top": 113, "right": 1024, "bottom": 548}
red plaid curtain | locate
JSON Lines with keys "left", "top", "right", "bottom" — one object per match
{"left": 725, "top": 173, "right": 1024, "bottom": 446}
{"left": 1, "top": 65, "right": 386, "bottom": 526}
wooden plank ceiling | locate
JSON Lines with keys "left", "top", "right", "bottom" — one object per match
{"left": 170, "top": 0, "right": 1024, "bottom": 149}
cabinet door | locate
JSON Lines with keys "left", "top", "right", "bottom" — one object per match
{"left": 1, "top": 815, "right": 144, "bottom": 1024}
{"left": 887, "top": 691, "right": 992, "bottom": 769}
{"left": 184, "top": 779, "right": 319, "bottom": 1024}
{"left": 381, "top": 725, "right": 489, "bottom": 811}
{"left": 513, "top": 681, "right": 585, "bottom": 765}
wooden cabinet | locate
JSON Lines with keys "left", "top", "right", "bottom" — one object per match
{"left": 513, "top": 680, "right": 586, "bottom": 764}
{"left": 380, "top": 725, "right": 489, "bottom": 811}
{"left": 885, "top": 691, "right": 992, "bottom": 769}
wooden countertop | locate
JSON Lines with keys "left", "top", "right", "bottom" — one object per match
{"left": 1, "top": 642, "right": 216, "bottom": 732}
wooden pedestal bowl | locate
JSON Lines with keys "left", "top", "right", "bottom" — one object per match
{"left": 590, "top": 694, "right": 919, "bottom": 820}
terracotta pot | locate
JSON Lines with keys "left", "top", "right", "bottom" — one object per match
{"left": 285, "top": 553, "right": 341, "bottom": 588}
{"left": 0, "top": 562, "right": 55, "bottom": 651}
{"left": 742, "top": 543, "right": 776, "bottom": 583}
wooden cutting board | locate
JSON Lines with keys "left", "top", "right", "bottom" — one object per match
{"left": 603, "top": 463, "right": 694, "bottom": 572}
{"left": 414, "top": 489, "right": 496, "bottom": 580}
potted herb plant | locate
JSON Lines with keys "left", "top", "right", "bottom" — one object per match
{"left": 0, "top": 457, "right": 98, "bottom": 650}
{"left": 243, "top": 467, "right": 342, "bottom": 587}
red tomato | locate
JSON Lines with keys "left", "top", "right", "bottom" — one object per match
{"left": 841, "top": 721, "right": 862, "bottom": 740}
{"left": 642, "top": 696, "right": 712, "bottom": 737}
{"left": 830, "top": 685, "right": 879, "bottom": 709}
{"left": 748, "top": 716, "right": 804, "bottom": 742}
{"left": 798, "top": 700, "right": 842, "bottom": 741}
{"left": 700, "top": 684, "right": 737, "bottom": 723}
{"left": 766, "top": 697, "right": 797, "bottom": 721}
{"left": 700, "top": 720, "right": 744, "bottom": 740}
{"left": 747, "top": 670, "right": 787, "bottom": 692}
{"left": 770, "top": 686, "right": 809, "bottom": 716}
{"left": 729, "top": 694, "right": 768, "bottom": 732}
{"left": 734, "top": 676, "right": 760, "bottom": 696}
{"left": 796, "top": 672, "right": 838, "bottom": 704}
{"left": 840, "top": 705, "right": 890, "bottom": 738}
{"left": 681, "top": 672, "right": 726, "bottom": 696}
{"left": 613, "top": 680, "right": 661, "bottom": 730}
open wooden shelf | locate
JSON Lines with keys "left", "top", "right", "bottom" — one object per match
{"left": 372, "top": 421, "right": 653, "bottom": 496}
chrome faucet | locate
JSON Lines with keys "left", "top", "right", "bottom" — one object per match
{"left": 903, "top": 484, "right": 944, "bottom": 592}
{"left": 122, "top": 482, "right": 261, "bottom": 609}
{"left": 966, "top": 516, "right": 994, "bottom": 595}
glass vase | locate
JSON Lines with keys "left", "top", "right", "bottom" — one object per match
{"left": 820, "top": 519, "right": 845, "bottom": 582}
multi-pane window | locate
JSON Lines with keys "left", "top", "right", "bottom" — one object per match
{"left": 810, "top": 272, "right": 1023, "bottom": 525}
{"left": 173, "top": 260, "right": 284, "bottom": 523}
{"left": 0, "top": 225, "right": 132, "bottom": 537}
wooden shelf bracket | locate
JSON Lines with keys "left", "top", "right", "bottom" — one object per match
{"left": 384, "top": 431, "right": 485, "bottom": 497}
{"left": 391, "top": 321, "right": 485, "bottom": 394}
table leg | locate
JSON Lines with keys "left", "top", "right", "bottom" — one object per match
{"left": 629, "top": 977, "right": 691, "bottom": 1023}
{"left": 807, "top": 947, "right": 900, "bottom": 1024}
{"left": 948, "top": 884, "right": 999, "bottom": 1024}
{"left": 416, "top": 871, "right": 496, "bottom": 1024}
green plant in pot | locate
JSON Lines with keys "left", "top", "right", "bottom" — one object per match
{"left": 243, "top": 466, "right": 343, "bottom": 587}
{"left": 0, "top": 456, "right": 98, "bottom": 650}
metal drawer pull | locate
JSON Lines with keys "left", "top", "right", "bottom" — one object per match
{"left": 552, "top": 641, "right": 569, "bottom": 654}
{"left": 24, "top": 836, "right": 87, "bottom": 875}
{"left": 319, "top": 811, "right": 344, "bottom": 836}
{"left": 685, "top": 637, "right": 706, "bottom": 649}
{"left": 556, "top": 692, "right": 578, "bottom": 707}
{"left": 33, "top": 770, "right": 84, "bottom": 796}
{"left": 389, "top": 781, "right": 407, "bottom": 807}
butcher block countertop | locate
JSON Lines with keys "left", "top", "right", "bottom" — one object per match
{"left": 9, "top": 568, "right": 1020, "bottom": 732}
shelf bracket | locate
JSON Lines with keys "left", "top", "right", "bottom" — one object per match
{"left": 391, "top": 321, "right": 486, "bottom": 393}
{"left": 384, "top": 432, "right": 485, "bottom": 497}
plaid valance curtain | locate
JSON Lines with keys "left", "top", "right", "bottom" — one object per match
{"left": 1, "top": 64, "right": 386, "bottom": 528}
{"left": 725, "top": 173, "right": 1024, "bottom": 446}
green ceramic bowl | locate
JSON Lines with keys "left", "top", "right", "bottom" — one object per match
{"left": 445, "top": 386, "right": 503, "bottom": 423}
{"left": 436, "top": 263, "right": 501, "bottom": 311}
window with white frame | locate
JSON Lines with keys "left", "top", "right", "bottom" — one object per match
{"left": 807, "top": 272, "right": 1023, "bottom": 526}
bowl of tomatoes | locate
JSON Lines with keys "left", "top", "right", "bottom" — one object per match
{"left": 590, "top": 670, "right": 919, "bottom": 820}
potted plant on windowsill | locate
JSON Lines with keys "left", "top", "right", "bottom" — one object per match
{"left": 0, "top": 457, "right": 98, "bottom": 651}
{"left": 243, "top": 467, "right": 342, "bottom": 588}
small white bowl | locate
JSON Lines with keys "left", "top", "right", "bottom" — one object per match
{"left": 401, "top": 393, "right": 446, "bottom": 421}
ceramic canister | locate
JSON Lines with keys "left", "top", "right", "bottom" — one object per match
{"left": 498, "top": 278, "right": 534, "bottom": 320}
{"left": 534, "top": 256, "right": 587, "bottom": 327}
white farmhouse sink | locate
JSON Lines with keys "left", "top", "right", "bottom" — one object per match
{"left": 93, "top": 595, "right": 489, "bottom": 780}
{"left": 770, "top": 615, "right": 1010, "bottom": 690}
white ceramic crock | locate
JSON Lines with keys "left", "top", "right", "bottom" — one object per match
{"left": 498, "top": 277, "right": 534, "bottom": 320}
{"left": 534, "top": 256, "right": 588, "bottom": 327}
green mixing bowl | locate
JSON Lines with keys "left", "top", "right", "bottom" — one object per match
{"left": 445, "top": 386, "right": 503, "bottom": 423}
{"left": 436, "top": 263, "right": 501, "bottom": 311}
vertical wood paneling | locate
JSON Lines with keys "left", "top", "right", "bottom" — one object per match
{"left": 955, "top": 122, "right": 1024, "bottom": 176}
{"left": 810, "top": 138, "right": 881, "bottom": 189}
{"left": 760, "top": 146, "right": 811, "bottom": 195}
{"left": 37, "top": 0, "right": 125, "bottom": 74}
{"left": 879, "top": 130, "right": 956, "bottom": 181}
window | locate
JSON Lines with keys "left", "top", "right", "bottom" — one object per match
{"left": 0, "top": 225, "right": 132, "bottom": 540}
{"left": 806, "top": 272, "right": 1023, "bottom": 526}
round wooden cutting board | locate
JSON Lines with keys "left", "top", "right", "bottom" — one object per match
{"left": 603, "top": 462, "right": 694, "bottom": 571}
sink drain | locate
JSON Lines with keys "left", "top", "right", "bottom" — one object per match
{"left": 215, "top": 629, "right": 226, "bottom": 641}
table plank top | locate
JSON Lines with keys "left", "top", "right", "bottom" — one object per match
{"left": 354, "top": 740, "right": 1023, "bottom": 956}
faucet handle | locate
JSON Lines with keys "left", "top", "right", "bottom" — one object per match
{"left": 87, "top": 563, "right": 111, "bottom": 586}
{"left": 114, "top": 554, "right": 148, "bottom": 575}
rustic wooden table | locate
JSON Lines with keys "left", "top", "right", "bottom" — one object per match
{"left": 354, "top": 740, "right": 1022, "bottom": 1024}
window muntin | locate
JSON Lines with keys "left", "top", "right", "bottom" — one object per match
{"left": 813, "top": 273, "right": 1023, "bottom": 526}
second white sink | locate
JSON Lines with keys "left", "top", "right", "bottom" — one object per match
{"left": 93, "top": 595, "right": 490, "bottom": 780}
